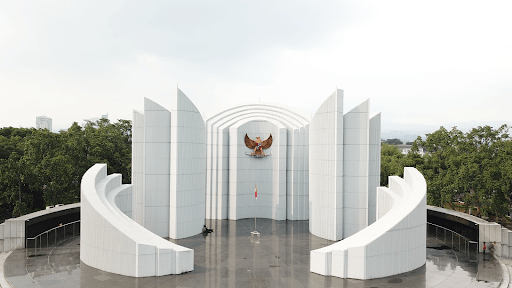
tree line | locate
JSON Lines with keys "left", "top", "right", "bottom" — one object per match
{"left": 0, "top": 119, "right": 131, "bottom": 221}
{"left": 1, "top": 121, "right": 510, "bottom": 223}
{"left": 382, "top": 125, "right": 512, "bottom": 221}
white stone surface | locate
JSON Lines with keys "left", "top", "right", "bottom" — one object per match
{"left": 132, "top": 110, "right": 144, "bottom": 225}
{"left": 143, "top": 98, "right": 171, "bottom": 237}
{"left": 310, "top": 167, "right": 427, "bottom": 280}
{"left": 502, "top": 228, "right": 509, "bottom": 259}
{"left": 1, "top": 219, "right": 24, "bottom": 252}
{"left": 368, "top": 113, "right": 381, "bottom": 225}
{"left": 309, "top": 90, "right": 379, "bottom": 241}
{"left": 507, "top": 230, "right": 512, "bottom": 258}
{"left": 169, "top": 88, "right": 206, "bottom": 239}
{"left": 376, "top": 187, "right": 394, "bottom": 220}
{"left": 0, "top": 250, "right": 13, "bottom": 288}
{"left": 343, "top": 99, "right": 369, "bottom": 238}
{"left": 309, "top": 90, "right": 344, "bottom": 241}
{"left": 131, "top": 90, "right": 206, "bottom": 240}
{"left": 81, "top": 163, "right": 193, "bottom": 277}
{"left": 204, "top": 103, "right": 310, "bottom": 221}
{"left": 228, "top": 119, "right": 287, "bottom": 220}
{"left": 479, "top": 222, "right": 502, "bottom": 254}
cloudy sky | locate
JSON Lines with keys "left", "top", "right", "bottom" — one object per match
{"left": 1, "top": 0, "right": 511, "bottom": 132}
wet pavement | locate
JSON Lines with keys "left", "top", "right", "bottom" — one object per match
{"left": 3, "top": 219, "right": 503, "bottom": 287}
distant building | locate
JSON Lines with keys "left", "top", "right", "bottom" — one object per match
{"left": 82, "top": 113, "right": 108, "bottom": 127}
{"left": 36, "top": 116, "right": 52, "bottom": 131}
{"left": 396, "top": 144, "right": 427, "bottom": 156}
{"left": 82, "top": 117, "right": 100, "bottom": 126}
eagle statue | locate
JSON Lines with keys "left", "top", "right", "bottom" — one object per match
{"left": 245, "top": 134, "right": 272, "bottom": 156}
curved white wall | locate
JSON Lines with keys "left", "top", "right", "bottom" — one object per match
{"left": 81, "top": 164, "right": 193, "bottom": 277}
{"left": 310, "top": 167, "right": 426, "bottom": 280}
{"left": 205, "top": 103, "right": 310, "bottom": 221}
{"left": 228, "top": 118, "right": 287, "bottom": 220}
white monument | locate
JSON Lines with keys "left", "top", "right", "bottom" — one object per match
{"left": 81, "top": 87, "right": 426, "bottom": 279}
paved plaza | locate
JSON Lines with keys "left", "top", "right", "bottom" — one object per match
{"left": 2, "top": 219, "right": 503, "bottom": 287}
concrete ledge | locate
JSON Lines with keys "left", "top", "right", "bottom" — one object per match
{"left": 427, "top": 205, "right": 505, "bottom": 254}
{"left": 0, "top": 203, "right": 80, "bottom": 252}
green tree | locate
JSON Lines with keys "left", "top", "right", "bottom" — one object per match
{"left": 0, "top": 119, "right": 132, "bottom": 220}
{"left": 457, "top": 125, "right": 510, "bottom": 218}
{"left": 383, "top": 138, "right": 403, "bottom": 145}
{"left": 414, "top": 124, "right": 511, "bottom": 220}
{"left": 380, "top": 143, "right": 404, "bottom": 186}
{"left": 0, "top": 152, "right": 34, "bottom": 217}
{"left": 84, "top": 119, "right": 132, "bottom": 184}
{"left": 418, "top": 127, "right": 463, "bottom": 209}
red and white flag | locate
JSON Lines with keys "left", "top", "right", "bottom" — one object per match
{"left": 254, "top": 185, "right": 258, "bottom": 199}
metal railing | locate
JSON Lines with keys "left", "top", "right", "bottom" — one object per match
{"left": 25, "top": 220, "right": 80, "bottom": 254}
{"left": 427, "top": 222, "right": 478, "bottom": 262}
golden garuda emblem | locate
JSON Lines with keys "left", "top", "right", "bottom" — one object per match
{"left": 245, "top": 134, "right": 272, "bottom": 157}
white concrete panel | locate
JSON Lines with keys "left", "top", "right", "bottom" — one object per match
{"left": 343, "top": 100, "right": 369, "bottom": 237}
{"left": 368, "top": 113, "right": 381, "bottom": 225}
{"left": 309, "top": 89, "right": 344, "bottom": 241}
{"left": 81, "top": 163, "right": 193, "bottom": 277}
{"left": 205, "top": 102, "right": 311, "bottom": 221}
{"left": 310, "top": 168, "right": 427, "bottom": 280}
{"left": 132, "top": 110, "right": 144, "bottom": 225}
{"left": 169, "top": 88, "right": 206, "bottom": 239}
{"left": 142, "top": 98, "right": 171, "bottom": 237}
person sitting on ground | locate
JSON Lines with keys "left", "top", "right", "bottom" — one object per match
{"left": 202, "top": 225, "right": 213, "bottom": 234}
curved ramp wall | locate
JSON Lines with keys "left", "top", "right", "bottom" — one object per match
{"left": 310, "top": 167, "right": 426, "bottom": 280}
{"left": 81, "top": 164, "right": 193, "bottom": 277}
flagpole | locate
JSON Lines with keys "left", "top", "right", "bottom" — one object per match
{"left": 254, "top": 196, "right": 257, "bottom": 232}
{"left": 252, "top": 184, "right": 259, "bottom": 235}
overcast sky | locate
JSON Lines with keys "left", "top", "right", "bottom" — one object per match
{"left": 1, "top": 0, "right": 511, "bottom": 132}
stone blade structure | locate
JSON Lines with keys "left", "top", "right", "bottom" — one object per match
{"left": 81, "top": 87, "right": 427, "bottom": 279}
{"left": 309, "top": 90, "right": 381, "bottom": 241}
{"left": 132, "top": 88, "right": 206, "bottom": 239}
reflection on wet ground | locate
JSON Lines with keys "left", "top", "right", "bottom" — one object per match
{"left": 4, "top": 219, "right": 503, "bottom": 287}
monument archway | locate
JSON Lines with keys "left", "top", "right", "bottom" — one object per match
{"left": 204, "top": 104, "right": 311, "bottom": 221}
